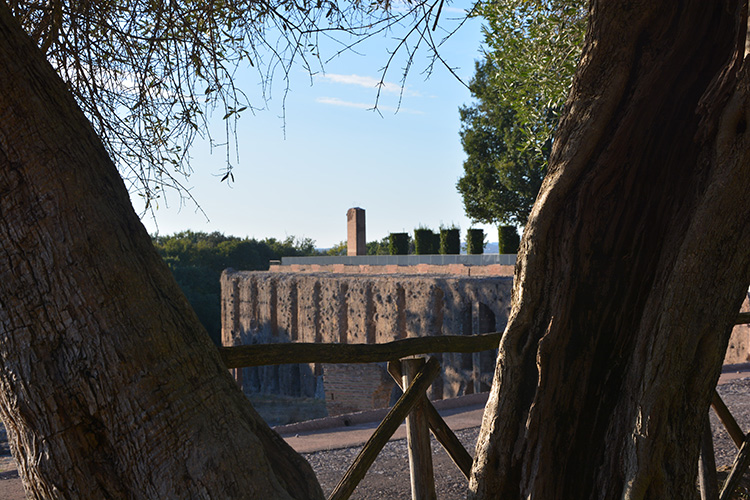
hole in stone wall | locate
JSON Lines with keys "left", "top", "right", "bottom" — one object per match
{"left": 396, "top": 284, "right": 406, "bottom": 340}
{"left": 461, "top": 303, "right": 473, "bottom": 371}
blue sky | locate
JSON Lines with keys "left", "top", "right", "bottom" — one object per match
{"left": 133, "top": 4, "right": 496, "bottom": 249}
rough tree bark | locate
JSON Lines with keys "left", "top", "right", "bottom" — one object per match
{"left": 470, "top": 1, "right": 750, "bottom": 499}
{"left": 0, "top": 4, "right": 323, "bottom": 499}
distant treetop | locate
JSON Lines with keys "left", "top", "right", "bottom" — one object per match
{"left": 457, "top": 0, "right": 587, "bottom": 228}
{"left": 151, "top": 231, "right": 319, "bottom": 344}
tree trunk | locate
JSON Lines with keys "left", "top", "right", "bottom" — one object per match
{"left": 470, "top": 1, "right": 750, "bottom": 499}
{"left": 0, "top": 5, "right": 323, "bottom": 499}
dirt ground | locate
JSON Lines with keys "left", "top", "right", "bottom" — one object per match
{"left": 304, "top": 426, "right": 477, "bottom": 499}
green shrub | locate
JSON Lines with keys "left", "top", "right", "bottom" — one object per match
{"left": 389, "top": 232, "right": 409, "bottom": 255}
{"left": 414, "top": 228, "right": 435, "bottom": 255}
{"left": 440, "top": 228, "right": 460, "bottom": 254}
{"left": 498, "top": 225, "right": 520, "bottom": 254}
{"left": 467, "top": 228, "right": 485, "bottom": 254}
{"left": 326, "top": 241, "right": 347, "bottom": 256}
{"left": 367, "top": 236, "right": 391, "bottom": 255}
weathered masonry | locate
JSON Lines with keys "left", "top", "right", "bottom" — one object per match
{"left": 221, "top": 255, "right": 750, "bottom": 416}
{"left": 221, "top": 261, "right": 515, "bottom": 415}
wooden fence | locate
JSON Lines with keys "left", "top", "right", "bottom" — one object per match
{"left": 221, "top": 333, "right": 493, "bottom": 500}
{"left": 219, "top": 312, "right": 750, "bottom": 500}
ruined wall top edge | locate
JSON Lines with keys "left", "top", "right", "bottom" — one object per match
{"left": 221, "top": 268, "right": 515, "bottom": 283}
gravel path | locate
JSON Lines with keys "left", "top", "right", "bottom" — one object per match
{"left": 712, "top": 378, "right": 750, "bottom": 469}
{"left": 306, "top": 378, "right": 750, "bottom": 500}
{"left": 304, "top": 426, "right": 478, "bottom": 499}
{"left": 1, "top": 378, "right": 750, "bottom": 499}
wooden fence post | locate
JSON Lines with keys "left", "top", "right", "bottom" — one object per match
{"left": 402, "top": 357, "right": 437, "bottom": 500}
{"left": 387, "top": 361, "right": 473, "bottom": 479}
{"left": 327, "top": 357, "right": 441, "bottom": 500}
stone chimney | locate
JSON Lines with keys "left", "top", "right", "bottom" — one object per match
{"left": 347, "top": 207, "right": 366, "bottom": 256}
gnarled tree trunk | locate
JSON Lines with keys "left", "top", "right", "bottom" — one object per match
{"left": 471, "top": 1, "right": 750, "bottom": 498}
{"left": 0, "top": 4, "right": 323, "bottom": 498}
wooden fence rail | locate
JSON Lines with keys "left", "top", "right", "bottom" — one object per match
{"left": 221, "top": 313, "right": 750, "bottom": 369}
{"left": 737, "top": 312, "right": 750, "bottom": 324}
{"left": 219, "top": 332, "right": 503, "bottom": 368}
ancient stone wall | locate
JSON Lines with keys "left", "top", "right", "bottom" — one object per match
{"left": 221, "top": 266, "right": 750, "bottom": 416}
{"left": 725, "top": 295, "right": 750, "bottom": 364}
{"left": 221, "top": 269, "right": 513, "bottom": 414}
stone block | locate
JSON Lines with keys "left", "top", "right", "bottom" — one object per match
{"left": 323, "top": 363, "right": 394, "bottom": 415}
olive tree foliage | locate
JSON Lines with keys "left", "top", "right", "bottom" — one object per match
{"left": 7, "top": 0, "right": 468, "bottom": 210}
{"left": 457, "top": 0, "right": 586, "bottom": 227}
{"left": 480, "top": 0, "right": 587, "bottom": 158}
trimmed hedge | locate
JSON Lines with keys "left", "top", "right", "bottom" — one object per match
{"left": 440, "top": 229, "right": 460, "bottom": 254}
{"left": 467, "top": 228, "right": 484, "bottom": 255}
{"left": 498, "top": 225, "right": 520, "bottom": 254}
{"left": 389, "top": 232, "right": 409, "bottom": 255}
{"left": 414, "top": 228, "right": 434, "bottom": 255}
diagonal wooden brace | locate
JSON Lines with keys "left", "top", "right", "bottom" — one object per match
{"left": 400, "top": 357, "right": 437, "bottom": 500}
{"left": 719, "top": 431, "right": 750, "bottom": 500}
{"left": 388, "top": 360, "right": 474, "bottom": 479}
{"left": 712, "top": 390, "right": 745, "bottom": 449}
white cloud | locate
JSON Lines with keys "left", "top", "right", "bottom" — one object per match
{"left": 316, "top": 97, "right": 373, "bottom": 109}
{"left": 317, "top": 73, "right": 420, "bottom": 97}
{"left": 316, "top": 97, "right": 424, "bottom": 115}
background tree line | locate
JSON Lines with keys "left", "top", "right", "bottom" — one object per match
{"left": 157, "top": 225, "right": 491, "bottom": 347}
{"left": 152, "top": 231, "right": 319, "bottom": 345}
